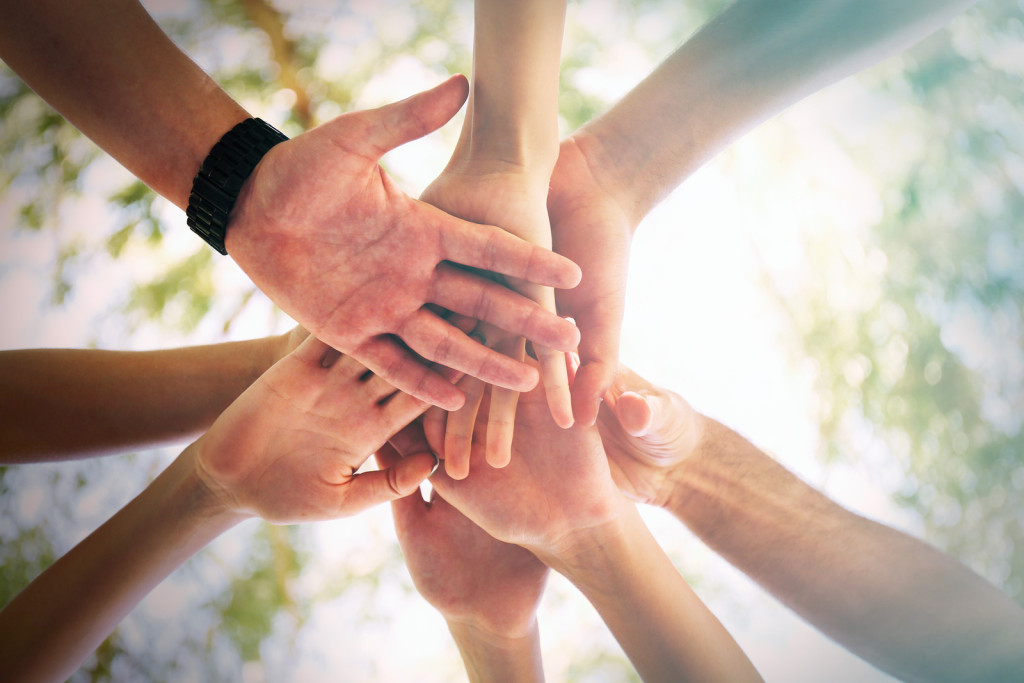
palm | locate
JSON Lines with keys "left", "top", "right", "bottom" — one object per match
{"left": 429, "top": 379, "right": 622, "bottom": 554}
{"left": 195, "top": 339, "right": 432, "bottom": 523}
{"left": 225, "top": 77, "right": 581, "bottom": 411}
{"left": 549, "top": 137, "right": 633, "bottom": 425}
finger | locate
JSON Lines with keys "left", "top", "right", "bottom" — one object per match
{"left": 570, "top": 306, "right": 623, "bottom": 426}
{"left": 389, "top": 420, "right": 433, "bottom": 457}
{"left": 376, "top": 444, "right": 431, "bottom": 519}
{"left": 422, "top": 406, "right": 448, "bottom": 458}
{"left": 343, "top": 452, "right": 438, "bottom": 514}
{"left": 438, "top": 220, "right": 582, "bottom": 290}
{"left": 481, "top": 337, "right": 524, "bottom": 468}
{"left": 353, "top": 335, "right": 465, "bottom": 411}
{"left": 614, "top": 391, "right": 656, "bottom": 436}
{"left": 443, "top": 375, "right": 487, "bottom": 480}
{"left": 430, "top": 263, "right": 580, "bottom": 351}
{"left": 399, "top": 309, "right": 540, "bottom": 392}
{"left": 535, "top": 343, "right": 573, "bottom": 429}
{"left": 361, "top": 74, "right": 469, "bottom": 157}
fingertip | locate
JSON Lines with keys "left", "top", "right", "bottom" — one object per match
{"left": 616, "top": 391, "right": 654, "bottom": 436}
{"left": 393, "top": 452, "right": 438, "bottom": 495}
{"left": 444, "top": 459, "right": 470, "bottom": 480}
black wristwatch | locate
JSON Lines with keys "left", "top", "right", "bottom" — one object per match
{"left": 186, "top": 118, "right": 288, "bottom": 255}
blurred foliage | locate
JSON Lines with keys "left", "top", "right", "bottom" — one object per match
{"left": 1, "top": 0, "right": 1020, "bottom": 679}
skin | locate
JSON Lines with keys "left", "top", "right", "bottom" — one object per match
{"left": 547, "top": 0, "right": 981, "bottom": 426}
{"left": 380, "top": 434, "right": 548, "bottom": 683}
{"left": 421, "top": 0, "right": 572, "bottom": 479}
{"left": 0, "top": 337, "right": 439, "bottom": 682}
{"left": 0, "top": 0, "right": 583, "bottom": 411}
{"left": 0, "top": 327, "right": 308, "bottom": 463}
{"left": 400, "top": 378, "right": 762, "bottom": 682}
{"left": 597, "top": 365, "right": 1024, "bottom": 682}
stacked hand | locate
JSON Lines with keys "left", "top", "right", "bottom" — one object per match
{"left": 421, "top": 164, "right": 573, "bottom": 477}
{"left": 226, "top": 75, "right": 582, "bottom": 413}
{"left": 193, "top": 336, "right": 439, "bottom": 523}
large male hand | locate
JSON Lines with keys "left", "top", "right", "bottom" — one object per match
{"left": 596, "top": 364, "right": 706, "bottom": 509}
{"left": 225, "top": 75, "right": 581, "bottom": 411}
{"left": 548, "top": 134, "right": 633, "bottom": 426}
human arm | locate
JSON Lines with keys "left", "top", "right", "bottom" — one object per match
{"left": 379, "top": 433, "right": 548, "bottom": 683}
{"left": 0, "top": 337, "right": 438, "bottom": 682}
{"left": 420, "top": 0, "right": 571, "bottom": 476}
{"left": 413, "top": 383, "right": 760, "bottom": 682}
{"left": 551, "top": 0, "right": 979, "bottom": 425}
{"left": 0, "top": 1, "right": 582, "bottom": 410}
{"left": 0, "top": 327, "right": 308, "bottom": 463}
{"left": 598, "top": 365, "right": 1024, "bottom": 682}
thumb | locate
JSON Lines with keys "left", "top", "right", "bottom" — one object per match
{"left": 364, "top": 74, "right": 469, "bottom": 157}
{"left": 343, "top": 451, "right": 437, "bottom": 514}
{"left": 604, "top": 365, "right": 675, "bottom": 438}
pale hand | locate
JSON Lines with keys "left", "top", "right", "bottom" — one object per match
{"left": 193, "top": 337, "right": 436, "bottom": 524}
{"left": 548, "top": 135, "right": 634, "bottom": 426}
{"left": 596, "top": 364, "right": 705, "bottom": 509}
{"left": 421, "top": 167, "right": 573, "bottom": 479}
{"left": 226, "top": 75, "right": 581, "bottom": 412}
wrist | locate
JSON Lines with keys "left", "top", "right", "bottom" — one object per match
{"left": 447, "top": 618, "right": 544, "bottom": 683}
{"left": 531, "top": 494, "right": 634, "bottom": 580}
{"left": 184, "top": 438, "right": 257, "bottom": 523}
{"left": 451, "top": 101, "right": 559, "bottom": 175}
{"left": 569, "top": 125, "right": 655, "bottom": 230}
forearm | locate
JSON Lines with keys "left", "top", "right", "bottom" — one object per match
{"left": 448, "top": 620, "right": 545, "bottom": 683}
{"left": 544, "top": 498, "right": 760, "bottom": 683}
{"left": 449, "top": 0, "right": 566, "bottom": 171}
{"left": 669, "top": 419, "right": 1024, "bottom": 681}
{"left": 0, "top": 444, "right": 242, "bottom": 682}
{"left": 0, "top": 0, "right": 249, "bottom": 208}
{"left": 0, "top": 335, "right": 286, "bottom": 462}
{"left": 577, "top": 0, "right": 977, "bottom": 225}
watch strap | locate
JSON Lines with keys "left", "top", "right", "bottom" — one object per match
{"left": 186, "top": 118, "right": 288, "bottom": 255}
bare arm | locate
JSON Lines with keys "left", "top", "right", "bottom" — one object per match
{"left": 0, "top": 1, "right": 582, "bottom": 410}
{"left": 0, "top": 331, "right": 305, "bottom": 463}
{"left": 599, "top": 366, "right": 1024, "bottom": 682}
{"left": 551, "top": 0, "right": 978, "bottom": 424}
{"left": 0, "top": 338, "right": 437, "bottom": 681}
{"left": 578, "top": 0, "right": 980, "bottom": 224}
{"left": 0, "top": 0, "right": 246, "bottom": 209}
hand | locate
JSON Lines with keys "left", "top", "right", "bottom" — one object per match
{"left": 192, "top": 336, "right": 437, "bottom": 523}
{"left": 379, "top": 429, "right": 548, "bottom": 640}
{"left": 225, "top": 75, "right": 581, "bottom": 412}
{"left": 548, "top": 134, "right": 634, "bottom": 426}
{"left": 421, "top": 166, "right": 573, "bottom": 478}
{"left": 426, "top": 369, "right": 625, "bottom": 562}
{"left": 596, "top": 364, "right": 706, "bottom": 509}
